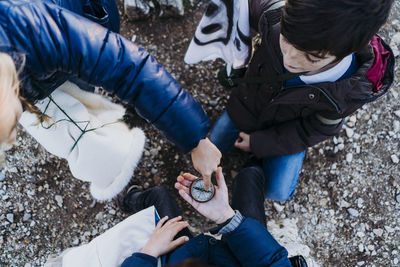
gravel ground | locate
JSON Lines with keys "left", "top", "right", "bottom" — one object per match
{"left": 1, "top": 1, "right": 399, "bottom": 266}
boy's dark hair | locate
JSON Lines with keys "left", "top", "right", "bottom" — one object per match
{"left": 281, "top": 0, "right": 394, "bottom": 59}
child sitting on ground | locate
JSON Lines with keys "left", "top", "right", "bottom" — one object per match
{"left": 204, "top": 0, "right": 395, "bottom": 201}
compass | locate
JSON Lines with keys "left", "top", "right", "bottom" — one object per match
{"left": 190, "top": 178, "right": 215, "bottom": 203}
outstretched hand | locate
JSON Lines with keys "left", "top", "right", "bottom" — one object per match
{"left": 191, "top": 138, "right": 222, "bottom": 191}
{"left": 175, "top": 167, "right": 235, "bottom": 224}
{"left": 140, "top": 216, "right": 189, "bottom": 258}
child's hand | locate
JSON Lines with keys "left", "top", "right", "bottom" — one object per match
{"left": 191, "top": 138, "right": 222, "bottom": 190}
{"left": 141, "top": 216, "right": 189, "bottom": 258}
{"left": 175, "top": 167, "right": 235, "bottom": 224}
{"left": 234, "top": 132, "right": 251, "bottom": 152}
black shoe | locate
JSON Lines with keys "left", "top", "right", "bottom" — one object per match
{"left": 119, "top": 185, "right": 143, "bottom": 213}
{"left": 289, "top": 255, "right": 308, "bottom": 267}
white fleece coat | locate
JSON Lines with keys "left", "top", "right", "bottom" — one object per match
{"left": 19, "top": 81, "right": 146, "bottom": 201}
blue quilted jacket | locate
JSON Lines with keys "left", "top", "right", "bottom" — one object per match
{"left": 0, "top": 0, "right": 209, "bottom": 152}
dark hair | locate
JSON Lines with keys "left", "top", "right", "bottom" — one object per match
{"left": 281, "top": 0, "right": 394, "bottom": 59}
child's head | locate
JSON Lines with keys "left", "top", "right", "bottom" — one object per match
{"left": 280, "top": 0, "right": 393, "bottom": 73}
{"left": 0, "top": 53, "right": 23, "bottom": 144}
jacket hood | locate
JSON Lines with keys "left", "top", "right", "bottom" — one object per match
{"left": 346, "top": 35, "right": 395, "bottom": 104}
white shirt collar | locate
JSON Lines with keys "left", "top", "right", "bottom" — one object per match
{"left": 299, "top": 54, "right": 353, "bottom": 84}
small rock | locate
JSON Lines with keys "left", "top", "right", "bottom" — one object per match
{"left": 391, "top": 155, "right": 399, "bottom": 164}
{"left": 339, "top": 200, "right": 351, "bottom": 208}
{"left": 367, "top": 244, "right": 375, "bottom": 251}
{"left": 394, "top": 258, "right": 399, "bottom": 265}
{"left": 273, "top": 203, "right": 284, "bottom": 212}
{"left": 109, "top": 209, "right": 116, "bottom": 215}
{"left": 396, "top": 194, "right": 400, "bottom": 203}
{"left": 345, "top": 128, "right": 354, "bottom": 138}
{"left": 357, "top": 261, "right": 365, "bottom": 266}
{"left": 0, "top": 173, "right": 6, "bottom": 182}
{"left": 356, "top": 231, "right": 365, "bottom": 238}
{"left": 346, "top": 153, "right": 353, "bottom": 163}
{"left": 55, "top": 195, "right": 63, "bottom": 207}
{"left": 394, "top": 110, "right": 400, "bottom": 118}
{"left": 348, "top": 208, "right": 359, "bottom": 217}
{"left": 95, "top": 212, "right": 104, "bottom": 221}
{"left": 30, "top": 221, "right": 36, "bottom": 227}
{"left": 209, "top": 100, "right": 218, "bottom": 106}
{"left": 23, "top": 213, "right": 31, "bottom": 222}
{"left": 72, "top": 238, "right": 79, "bottom": 246}
{"left": 373, "top": 228, "right": 384, "bottom": 236}
{"left": 89, "top": 200, "right": 97, "bottom": 208}
{"left": 24, "top": 263, "right": 32, "bottom": 267}
{"left": 359, "top": 244, "right": 364, "bottom": 252}
{"left": 6, "top": 213, "right": 14, "bottom": 223}
{"left": 394, "top": 121, "right": 400, "bottom": 133}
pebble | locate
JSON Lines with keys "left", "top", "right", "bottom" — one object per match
{"left": 395, "top": 110, "right": 400, "bottom": 118}
{"left": 346, "top": 153, "right": 353, "bottom": 163}
{"left": 373, "top": 228, "right": 384, "bottom": 237}
{"left": 396, "top": 194, "right": 400, "bottom": 203}
{"left": 394, "top": 121, "right": 400, "bottom": 133}
{"left": 348, "top": 208, "right": 359, "bottom": 217}
{"left": 6, "top": 213, "right": 14, "bottom": 223}
{"left": 0, "top": 173, "right": 6, "bottom": 182}
{"left": 273, "top": 203, "right": 284, "bottom": 212}
{"left": 345, "top": 128, "right": 354, "bottom": 138}
{"left": 391, "top": 155, "right": 399, "bottom": 164}
{"left": 359, "top": 244, "right": 364, "bottom": 252}
{"left": 23, "top": 213, "right": 31, "bottom": 221}
{"left": 55, "top": 195, "right": 63, "bottom": 207}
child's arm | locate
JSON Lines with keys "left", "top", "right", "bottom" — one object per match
{"left": 248, "top": 113, "right": 346, "bottom": 158}
{"left": 5, "top": 1, "right": 209, "bottom": 154}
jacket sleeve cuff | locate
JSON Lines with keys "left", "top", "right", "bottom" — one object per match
{"left": 218, "top": 210, "right": 244, "bottom": 235}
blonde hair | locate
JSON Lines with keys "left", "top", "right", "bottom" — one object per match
{"left": 0, "top": 52, "right": 49, "bottom": 122}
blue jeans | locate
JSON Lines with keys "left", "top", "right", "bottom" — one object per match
{"left": 210, "top": 111, "right": 305, "bottom": 201}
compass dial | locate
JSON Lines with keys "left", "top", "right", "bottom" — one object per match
{"left": 190, "top": 178, "right": 215, "bottom": 202}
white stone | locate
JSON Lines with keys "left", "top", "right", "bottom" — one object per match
{"left": 348, "top": 208, "right": 359, "bottom": 217}
{"left": 395, "top": 110, "right": 400, "bottom": 118}
{"left": 394, "top": 121, "right": 400, "bottom": 133}
{"left": 367, "top": 245, "right": 375, "bottom": 251}
{"left": 373, "top": 228, "right": 384, "bottom": 236}
{"left": 55, "top": 195, "right": 63, "bottom": 207}
{"left": 273, "top": 203, "right": 285, "bottom": 212}
{"left": 359, "top": 244, "right": 364, "bottom": 252}
{"left": 346, "top": 153, "right": 353, "bottom": 163}
{"left": 391, "top": 155, "right": 399, "bottom": 164}
{"left": 6, "top": 213, "right": 14, "bottom": 223}
{"left": 356, "top": 231, "right": 365, "bottom": 238}
{"left": 346, "top": 128, "right": 354, "bottom": 138}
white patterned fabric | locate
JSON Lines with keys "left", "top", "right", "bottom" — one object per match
{"left": 184, "top": 0, "right": 251, "bottom": 74}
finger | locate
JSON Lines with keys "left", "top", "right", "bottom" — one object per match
{"left": 177, "top": 175, "right": 193, "bottom": 187}
{"left": 179, "top": 189, "right": 198, "bottom": 208}
{"left": 234, "top": 138, "right": 242, "bottom": 147}
{"left": 170, "top": 221, "right": 189, "bottom": 234}
{"left": 170, "top": 236, "right": 189, "bottom": 250}
{"left": 156, "top": 216, "right": 169, "bottom": 228}
{"left": 215, "top": 167, "right": 227, "bottom": 191}
{"left": 202, "top": 174, "right": 211, "bottom": 191}
{"left": 175, "top": 182, "right": 190, "bottom": 195}
{"left": 164, "top": 216, "right": 182, "bottom": 226}
{"left": 239, "top": 132, "right": 247, "bottom": 139}
{"left": 182, "top": 173, "right": 198, "bottom": 181}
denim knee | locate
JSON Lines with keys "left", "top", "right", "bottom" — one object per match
{"left": 264, "top": 187, "right": 295, "bottom": 202}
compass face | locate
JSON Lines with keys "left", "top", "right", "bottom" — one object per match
{"left": 190, "top": 178, "right": 215, "bottom": 203}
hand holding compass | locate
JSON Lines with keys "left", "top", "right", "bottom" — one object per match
{"left": 175, "top": 167, "right": 235, "bottom": 224}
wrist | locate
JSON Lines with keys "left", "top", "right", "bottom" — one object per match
{"left": 140, "top": 246, "right": 159, "bottom": 258}
{"left": 215, "top": 207, "right": 235, "bottom": 224}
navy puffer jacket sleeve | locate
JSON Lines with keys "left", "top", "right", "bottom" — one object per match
{"left": 1, "top": 0, "right": 209, "bottom": 153}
